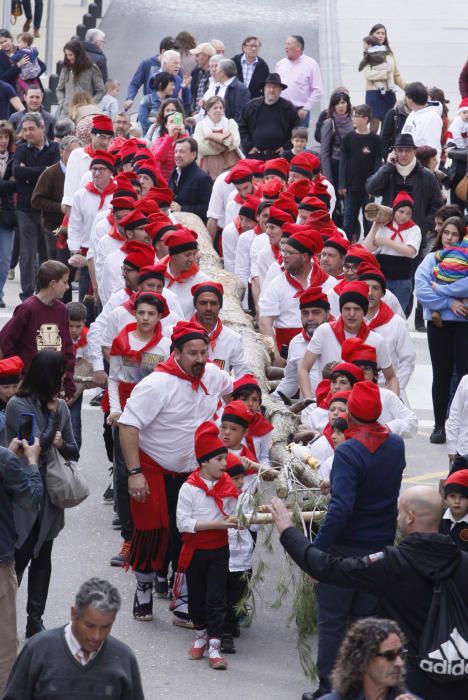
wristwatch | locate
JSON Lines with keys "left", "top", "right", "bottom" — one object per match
{"left": 128, "top": 467, "right": 142, "bottom": 476}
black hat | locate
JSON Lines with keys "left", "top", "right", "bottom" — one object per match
{"left": 261, "top": 73, "right": 288, "bottom": 90}
{"left": 395, "top": 133, "right": 416, "bottom": 149}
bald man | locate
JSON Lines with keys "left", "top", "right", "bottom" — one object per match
{"left": 270, "top": 487, "right": 468, "bottom": 700}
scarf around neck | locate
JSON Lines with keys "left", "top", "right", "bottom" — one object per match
{"left": 395, "top": 158, "right": 416, "bottom": 178}
{"left": 344, "top": 422, "right": 389, "bottom": 453}
{"left": 85, "top": 180, "right": 115, "bottom": 209}
{"left": 186, "top": 469, "right": 238, "bottom": 515}
{"left": 366, "top": 301, "right": 394, "bottom": 331}
{"left": 155, "top": 354, "right": 208, "bottom": 393}
{"left": 331, "top": 317, "right": 370, "bottom": 345}
{"left": 192, "top": 314, "right": 223, "bottom": 351}
{"left": 110, "top": 322, "right": 163, "bottom": 364}
{"left": 388, "top": 219, "right": 416, "bottom": 242}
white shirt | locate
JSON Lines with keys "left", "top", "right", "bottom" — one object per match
{"left": 207, "top": 322, "right": 250, "bottom": 378}
{"left": 229, "top": 525, "right": 255, "bottom": 572}
{"left": 62, "top": 148, "right": 92, "bottom": 207}
{"left": 442, "top": 508, "right": 468, "bottom": 530}
{"left": 224, "top": 190, "right": 242, "bottom": 227}
{"left": 254, "top": 244, "right": 276, "bottom": 287}
{"left": 206, "top": 171, "right": 236, "bottom": 229}
{"left": 215, "top": 76, "right": 236, "bottom": 101}
{"left": 446, "top": 375, "right": 468, "bottom": 456}
{"left": 64, "top": 623, "right": 101, "bottom": 665}
{"left": 234, "top": 228, "right": 256, "bottom": 308}
{"left": 272, "top": 331, "right": 321, "bottom": 399}
{"left": 374, "top": 222, "right": 421, "bottom": 257}
{"left": 164, "top": 266, "right": 210, "bottom": 319}
{"left": 327, "top": 285, "right": 405, "bottom": 319}
{"left": 401, "top": 104, "right": 443, "bottom": 162}
{"left": 88, "top": 211, "right": 112, "bottom": 262}
{"left": 99, "top": 247, "right": 128, "bottom": 306}
{"left": 307, "top": 322, "right": 392, "bottom": 372}
{"left": 108, "top": 332, "right": 170, "bottom": 413}
{"left": 221, "top": 220, "right": 240, "bottom": 273}
{"left": 303, "top": 386, "right": 418, "bottom": 438}
{"left": 176, "top": 476, "right": 238, "bottom": 533}
{"left": 87, "top": 288, "right": 133, "bottom": 371}
{"left": 259, "top": 268, "right": 336, "bottom": 329}
{"left": 306, "top": 434, "right": 334, "bottom": 475}
{"left": 365, "top": 311, "right": 416, "bottom": 390}
{"left": 119, "top": 362, "right": 233, "bottom": 472}
{"left": 68, "top": 187, "right": 113, "bottom": 251}
{"left": 249, "top": 232, "right": 269, "bottom": 281}
{"left": 95, "top": 233, "right": 123, "bottom": 290}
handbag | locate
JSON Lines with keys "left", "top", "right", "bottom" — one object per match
{"left": 454, "top": 175, "right": 468, "bottom": 203}
{"left": 45, "top": 446, "right": 89, "bottom": 508}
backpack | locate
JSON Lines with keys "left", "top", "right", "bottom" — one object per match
{"left": 418, "top": 578, "right": 468, "bottom": 685}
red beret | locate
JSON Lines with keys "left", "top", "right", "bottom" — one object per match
{"left": 145, "top": 185, "right": 173, "bottom": 207}
{"left": 245, "top": 159, "right": 265, "bottom": 176}
{"left": 145, "top": 213, "right": 176, "bottom": 243}
{"left": 165, "top": 228, "right": 198, "bottom": 255}
{"left": 284, "top": 230, "right": 323, "bottom": 255}
{"left": 311, "top": 179, "right": 331, "bottom": 206}
{"left": 111, "top": 196, "right": 137, "bottom": 212}
{"left": 339, "top": 281, "right": 370, "bottom": 314}
{"left": 109, "top": 136, "right": 127, "bottom": 156}
{"left": 138, "top": 199, "right": 160, "bottom": 216}
{"left": 122, "top": 240, "right": 155, "bottom": 270}
{"left": 222, "top": 400, "right": 254, "bottom": 428}
{"left": 264, "top": 157, "right": 289, "bottom": 181}
{"left": 134, "top": 291, "right": 170, "bottom": 318}
{"left": 323, "top": 234, "right": 350, "bottom": 256}
{"left": 232, "top": 373, "right": 261, "bottom": 397}
{"left": 299, "top": 286, "right": 330, "bottom": 310}
{"left": 267, "top": 205, "right": 294, "bottom": 227}
{"left": 133, "top": 148, "right": 155, "bottom": 164}
{"left": 282, "top": 222, "right": 314, "bottom": 237}
{"left": 0, "top": 355, "right": 24, "bottom": 384}
{"left": 191, "top": 281, "right": 224, "bottom": 305}
{"left": 224, "top": 162, "right": 253, "bottom": 184}
{"left": 275, "top": 192, "right": 298, "bottom": 219}
{"left": 118, "top": 141, "right": 139, "bottom": 164}
{"left": 358, "top": 262, "right": 386, "bottom": 292}
{"left": 136, "top": 162, "right": 162, "bottom": 186}
{"left": 341, "top": 338, "right": 377, "bottom": 367}
{"left": 330, "top": 362, "right": 364, "bottom": 384}
{"left": 287, "top": 178, "right": 312, "bottom": 203}
{"left": 345, "top": 244, "right": 380, "bottom": 268}
{"left": 393, "top": 191, "right": 414, "bottom": 212}
{"left": 298, "top": 195, "right": 327, "bottom": 212}
{"left": 195, "top": 421, "right": 228, "bottom": 464}
{"left": 225, "top": 451, "right": 245, "bottom": 477}
{"left": 444, "top": 469, "right": 468, "bottom": 498}
{"left": 261, "top": 176, "right": 284, "bottom": 200}
{"left": 91, "top": 114, "right": 114, "bottom": 135}
{"left": 239, "top": 194, "right": 262, "bottom": 220}
{"left": 305, "top": 209, "right": 335, "bottom": 232}
{"left": 171, "top": 320, "right": 209, "bottom": 348}
{"left": 315, "top": 378, "right": 331, "bottom": 407}
{"left": 119, "top": 208, "right": 149, "bottom": 231}
{"left": 329, "top": 390, "right": 351, "bottom": 405}
{"left": 290, "top": 152, "right": 321, "bottom": 178}
{"left": 90, "top": 149, "right": 116, "bottom": 171}
{"left": 113, "top": 172, "right": 139, "bottom": 198}
{"left": 138, "top": 263, "right": 166, "bottom": 284}
{"left": 348, "top": 380, "right": 382, "bottom": 422}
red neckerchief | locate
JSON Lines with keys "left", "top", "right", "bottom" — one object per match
{"left": 253, "top": 223, "right": 262, "bottom": 235}
{"left": 302, "top": 329, "right": 311, "bottom": 342}
{"left": 124, "top": 286, "right": 133, "bottom": 297}
{"left": 366, "top": 302, "right": 394, "bottom": 331}
{"left": 110, "top": 322, "right": 163, "bottom": 364}
{"left": 164, "top": 261, "right": 199, "bottom": 287}
{"left": 83, "top": 144, "right": 95, "bottom": 157}
{"left": 234, "top": 216, "right": 242, "bottom": 234}
{"left": 330, "top": 317, "right": 370, "bottom": 345}
{"left": 107, "top": 212, "right": 115, "bottom": 225}
{"left": 284, "top": 269, "right": 306, "bottom": 296}
{"left": 233, "top": 184, "right": 261, "bottom": 205}
{"left": 388, "top": 219, "right": 415, "bottom": 242}
{"left": 323, "top": 423, "right": 334, "bottom": 448}
{"left": 186, "top": 468, "right": 238, "bottom": 515}
{"left": 310, "top": 257, "right": 330, "bottom": 287}
{"left": 344, "top": 422, "right": 389, "bottom": 453}
{"left": 155, "top": 354, "right": 208, "bottom": 393}
{"left": 271, "top": 244, "right": 283, "bottom": 265}
{"left": 192, "top": 314, "right": 223, "bottom": 351}
{"left": 332, "top": 278, "right": 348, "bottom": 296}
{"left": 73, "top": 327, "right": 88, "bottom": 350}
{"left": 122, "top": 294, "right": 136, "bottom": 314}
{"left": 85, "top": 180, "right": 115, "bottom": 209}
{"left": 249, "top": 411, "right": 273, "bottom": 438}
{"left": 108, "top": 224, "right": 125, "bottom": 242}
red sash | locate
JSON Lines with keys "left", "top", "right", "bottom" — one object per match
{"left": 275, "top": 327, "right": 302, "bottom": 351}
{"left": 388, "top": 219, "right": 415, "bottom": 243}
{"left": 366, "top": 302, "right": 394, "bottom": 331}
{"left": 344, "top": 422, "right": 389, "bottom": 453}
{"left": 85, "top": 180, "right": 115, "bottom": 209}
{"left": 164, "top": 262, "right": 199, "bottom": 287}
{"left": 192, "top": 314, "right": 223, "bottom": 351}
{"left": 155, "top": 354, "right": 208, "bottom": 394}
{"left": 330, "top": 317, "right": 370, "bottom": 345}
{"left": 110, "top": 322, "right": 163, "bottom": 364}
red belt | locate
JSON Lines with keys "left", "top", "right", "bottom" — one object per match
{"left": 275, "top": 327, "right": 302, "bottom": 351}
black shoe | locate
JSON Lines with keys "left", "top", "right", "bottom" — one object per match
{"left": 112, "top": 516, "right": 121, "bottom": 530}
{"left": 154, "top": 577, "right": 169, "bottom": 598}
{"left": 220, "top": 632, "right": 236, "bottom": 654}
{"left": 89, "top": 390, "right": 105, "bottom": 407}
{"left": 430, "top": 426, "right": 446, "bottom": 444}
{"left": 102, "top": 484, "right": 114, "bottom": 504}
{"left": 25, "top": 618, "right": 45, "bottom": 638}
{"left": 0, "top": 300, "right": 5, "bottom": 308}
{"left": 133, "top": 589, "right": 153, "bottom": 621}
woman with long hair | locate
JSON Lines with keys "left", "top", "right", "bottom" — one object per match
{"left": 0, "top": 120, "right": 16, "bottom": 307}
{"left": 56, "top": 39, "right": 104, "bottom": 118}
{"left": 5, "top": 351, "right": 79, "bottom": 637}
{"left": 361, "top": 23, "right": 406, "bottom": 132}
{"left": 415, "top": 216, "right": 468, "bottom": 443}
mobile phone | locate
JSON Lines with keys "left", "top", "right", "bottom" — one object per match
{"left": 172, "top": 112, "right": 183, "bottom": 127}
{"left": 18, "top": 413, "right": 35, "bottom": 445}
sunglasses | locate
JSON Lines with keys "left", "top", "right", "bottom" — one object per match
{"left": 375, "top": 647, "right": 408, "bottom": 662}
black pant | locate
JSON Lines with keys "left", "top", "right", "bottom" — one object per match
{"left": 343, "top": 190, "right": 370, "bottom": 241}
{"left": 224, "top": 569, "right": 251, "bottom": 634}
{"left": 427, "top": 321, "right": 468, "bottom": 426}
{"left": 15, "top": 520, "right": 53, "bottom": 622}
{"left": 186, "top": 546, "right": 228, "bottom": 637}
{"left": 163, "top": 474, "right": 187, "bottom": 582}
{"left": 22, "top": 0, "right": 44, "bottom": 28}
{"left": 113, "top": 425, "right": 134, "bottom": 542}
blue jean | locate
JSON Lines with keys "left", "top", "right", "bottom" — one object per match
{"left": 68, "top": 394, "right": 83, "bottom": 454}
{"left": 386, "top": 278, "right": 412, "bottom": 315}
{"left": 0, "top": 226, "right": 14, "bottom": 301}
{"left": 343, "top": 190, "right": 371, "bottom": 241}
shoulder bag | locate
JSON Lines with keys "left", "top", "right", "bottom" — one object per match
{"left": 45, "top": 446, "right": 89, "bottom": 508}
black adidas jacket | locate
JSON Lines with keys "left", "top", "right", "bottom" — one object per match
{"left": 280, "top": 529, "right": 468, "bottom": 700}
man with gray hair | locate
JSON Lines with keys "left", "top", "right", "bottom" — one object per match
{"left": 82, "top": 28, "right": 108, "bottom": 82}
{"left": 3, "top": 578, "right": 145, "bottom": 699}
{"left": 12, "top": 113, "right": 60, "bottom": 301}
{"left": 214, "top": 58, "right": 250, "bottom": 122}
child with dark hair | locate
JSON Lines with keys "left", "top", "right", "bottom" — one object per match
{"left": 439, "top": 469, "right": 468, "bottom": 552}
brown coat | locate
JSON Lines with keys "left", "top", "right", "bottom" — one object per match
{"left": 31, "top": 161, "right": 65, "bottom": 230}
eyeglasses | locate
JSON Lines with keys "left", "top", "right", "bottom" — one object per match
{"left": 375, "top": 647, "right": 408, "bottom": 662}
{"left": 282, "top": 250, "right": 301, "bottom": 257}
{"left": 343, "top": 264, "right": 358, "bottom": 272}
{"left": 244, "top": 43, "right": 259, "bottom": 49}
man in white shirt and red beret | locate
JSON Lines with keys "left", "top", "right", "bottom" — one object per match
{"left": 162, "top": 228, "right": 209, "bottom": 318}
